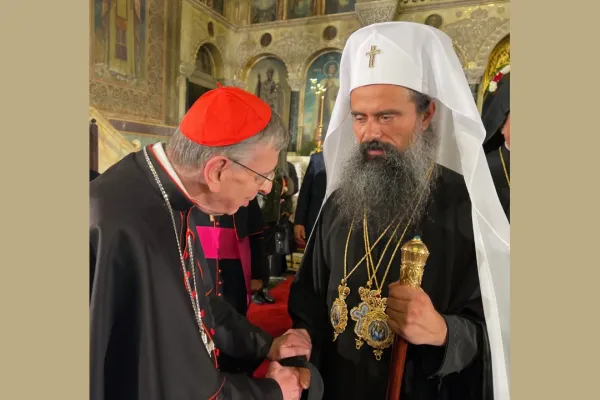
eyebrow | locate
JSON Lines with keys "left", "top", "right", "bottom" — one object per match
{"left": 350, "top": 109, "right": 402, "bottom": 117}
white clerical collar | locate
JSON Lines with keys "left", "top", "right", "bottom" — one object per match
{"left": 151, "top": 143, "right": 191, "bottom": 197}
{"left": 505, "top": 142, "right": 510, "bottom": 151}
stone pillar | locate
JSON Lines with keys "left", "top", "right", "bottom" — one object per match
{"left": 465, "top": 68, "right": 484, "bottom": 103}
{"left": 355, "top": 0, "right": 398, "bottom": 27}
{"left": 287, "top": 76, "right": 304, "bottom": 154}
{"left": 178, "top": 61, "right": 196, "bottom": 121}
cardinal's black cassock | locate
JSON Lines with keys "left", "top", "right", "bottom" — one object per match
{"left": 288, "top": 166, "right": 494, "bottom": 400}
{"left": 90, "top": 145, "right": 281, "bottom": 400}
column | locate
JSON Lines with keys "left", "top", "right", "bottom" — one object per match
{"left": 286, "top": 77, "right": 304, "bottom": 154}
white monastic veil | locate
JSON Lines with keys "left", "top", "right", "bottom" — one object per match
{"left": 306, "top": 22, "right": 510, "bottom": 399}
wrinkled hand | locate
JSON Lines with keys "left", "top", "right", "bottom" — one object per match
{"left": 268, "top": 329, "right": 312, "bottom": 361}
{"left": 385, "top": 282, "right": 447, "bottom": 346}
{"left": 294, "top": 225, "right": 306, "bottom": 246}
{"left": 266, "top": 361, "right": 309, "bottom": 400}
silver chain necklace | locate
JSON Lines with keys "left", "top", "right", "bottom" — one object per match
{"left": 143, "top": 146, "right": 214, "bottom": 356}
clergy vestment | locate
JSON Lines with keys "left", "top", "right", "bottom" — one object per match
{"left": 486, "top": 145, "right": 510, "bottom": 221}
{"left": 192, "top": 197, "right": 270, "bottom": 317}
{"left": 294, "top": 151, "right": 327, "bottom": 241}
{"left": 482, "top": 71, "right": 510, "bottom": 223}
{"left": 288, "top": 166, "right": 493, "bottom": 400}
{"left": 90, "top": 144, "right": 282, "bottom": 400}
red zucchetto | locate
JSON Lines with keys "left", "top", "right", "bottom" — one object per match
{"left": 179, "top": 83, "right": 272, "bottom": 146}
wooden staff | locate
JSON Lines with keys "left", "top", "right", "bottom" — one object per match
{"left": 386, "top": 237, "right": 430, "bottom": 400}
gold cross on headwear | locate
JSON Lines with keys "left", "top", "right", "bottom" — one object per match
{"left": 366, "top": 45, "right": 381, "bottom": 68}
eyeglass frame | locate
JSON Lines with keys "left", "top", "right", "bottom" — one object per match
{"left": 229, "top": 159, "right": 281, "bottom": 193}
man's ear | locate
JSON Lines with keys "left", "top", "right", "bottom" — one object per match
{"left": 421, "top": 100, "right": 436, "bottom": 131}
{"left": 203, "top": 156, "right": 229, "bottom": 192}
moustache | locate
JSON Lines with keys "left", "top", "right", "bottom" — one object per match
{"left": 360, "top": 141, "right": 398, "bottom": 158}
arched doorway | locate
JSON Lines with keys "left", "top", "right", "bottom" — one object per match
{"left": 186, "top": 43, "right": 222, "bottom": 111}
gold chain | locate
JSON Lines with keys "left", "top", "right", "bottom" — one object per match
{"left": 363, "top": 214, "right": 404, "bottom": 289}
{"left": 362, "top": 162, "right": 436, "bottom": 291}
{"left": 364, "top": 216, "right": 410, "bottom": 292}
{"left": 499, "top": 147, "right": 510, "bottom": 187}
{"left": 343, "top": 215, "right": 402, "bottom": 284}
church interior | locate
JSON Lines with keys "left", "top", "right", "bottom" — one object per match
{"left": 90, "top": 0, "right": 509, "bottom": 174}
{"left": 89, "top": 0, "right": 510, "bottom": 375}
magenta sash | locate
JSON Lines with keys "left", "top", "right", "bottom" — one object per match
{"left": 196, "top": 226, "right": 252, "bottom": 306}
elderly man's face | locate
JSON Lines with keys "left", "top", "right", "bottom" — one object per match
{"left": 350, "top": 84, "right": 435, "bottom": 156}
{"left": 215, "top": 145, "right": 279, "bottom": 214}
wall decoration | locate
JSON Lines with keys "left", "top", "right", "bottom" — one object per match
{"left": 288, "top": 0, "right": 314, "bottom": 19}
{"left": 323, "top": 25, "right": 337, "bottom": 41}
{"left": 251, "top": 0, "right": 278, "bottom": 23}
{"left": 301, "top": 51, "right": 341, "bottom": 154}
{"left": 93, "top": 0, "right": 147, "bottom": 81}
{"left": 212, "top": 0, "right": 224, "bottom": 15}
{"left": 196, "top": 45, "right": 215, "bottom": 76}
{"left": 424, "top": 14, "right": 443, "bottom": 28}
{"left": 90, "top": 0, "right": 167, "bottom": 122}
{"left": 247, "top": 57, "right": 291, "bottom": 128}
{"left": 325, "top": 0, "right": 355, "bottom": 15}
{"left": 261, "top": 33, "right": 273, "bottom": 47}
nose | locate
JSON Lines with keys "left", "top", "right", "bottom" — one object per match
{"left": 259, "top": 179, "right": 272, "bottom": 196}
{"left": 361, "top": 119, "right": 382, "bottom": 143}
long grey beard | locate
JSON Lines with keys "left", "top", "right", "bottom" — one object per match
{"left": 334, "top": 128, "right": 440, "bottom": 234}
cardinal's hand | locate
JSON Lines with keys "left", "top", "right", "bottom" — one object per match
{"left": 268, "top": 329, "right": 312, "bottom": 361}
{"left": 385, "top": 282, "right": 448, "bottom": 346}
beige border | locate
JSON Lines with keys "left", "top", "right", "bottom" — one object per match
{"left": 512, "top": 0, "right": 600, "bottom": 398}
{"left": 0, "top": 0, "right": 88, "bottom": 398}
{"left": 2, "top": 1, "right": 597, "bottom": 399}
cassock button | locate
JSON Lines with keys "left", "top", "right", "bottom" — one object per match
{"left": 200, "top": 309, "right": 205, "bottom": 318}
{"left": 210, "top": 328, "right": 215, "bottom": 336}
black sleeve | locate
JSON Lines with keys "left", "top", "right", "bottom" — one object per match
{"left": 294, "top": 160, "right": 315, "bottom": 227}
{"left": 90, "top": 225, "right": 282, "bottom": 400}
{"left": 288, "top": 207, "right": 330, "bottom": 366}
{"left": 208, "top": 293, "right": 273, "bottom": 368}
{"left": 247, "top": 198, "right": 270, "bottom": 282}
{"left": 287, "top": 162, "right": 299, "bottom": 197}
{"left": 417, "top": 192, "right": 485, "bottom": 379}
{"left": 90, "top": 226, "right": 135, "bottom": 400}
{"left": 218, "top": 375, "right": 283, "bottom": 400}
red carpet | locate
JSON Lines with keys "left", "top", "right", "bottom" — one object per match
{"left": 247, "top": 276, "right": 294, "bottom": 378}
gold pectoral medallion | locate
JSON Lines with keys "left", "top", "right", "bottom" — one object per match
{"left": 330, "top": 282, "right": 351, "bottom": 341}
{"left": 350, "top": 286, "right": 394, "bottom": 361}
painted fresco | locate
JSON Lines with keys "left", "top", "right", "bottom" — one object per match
{"left": 251, "top": 0, "right": 278, "bottom": 23}
{"left": 288, "top": 0, "right": 313, "bottom": 19}
{"left": 248, "top": 57, "right": 291, "bottom": 127}
{"left": 93, "top": 0, "right": 147, "bottom": 82}
{"left": 301, "top": 51, "right": 341, "bottom": 154}
{"left": 325, "top": 0, "right": 355, "bottom": 15}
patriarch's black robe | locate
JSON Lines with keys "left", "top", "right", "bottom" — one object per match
{"left": 288, "top": 166, "right": 494, "bottom": 400}
{"left": 486, "top": 145, "right": 510, "bottom": 221}
{"left": 90, "top": 145, "right": 282, "bottom": 400}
